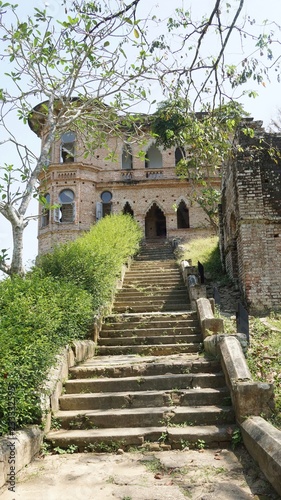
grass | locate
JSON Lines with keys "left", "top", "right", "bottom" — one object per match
{"left": 247, "top": 316, "right": 281, "bottom": 429}
{"left": 176, "top": 236, "right": 227, "bottom": 282}
{"left": 223, "top": 313, "right": 281, "bottom": 429}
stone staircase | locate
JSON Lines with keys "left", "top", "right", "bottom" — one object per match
{"left": 47, "top": 241, "right": 236, "bottom": 452}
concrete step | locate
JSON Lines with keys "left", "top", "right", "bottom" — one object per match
{"left": 131, "top": 262, "right": 178, "bottom": 267}
{"left": 103, "top": 314, "right": 199, "bottom": 331}
{"left": 131, "top": 265, "right": 178, "bottom": 271}
{"left": 69, "top": 356, "right": 222, "bottom": 379}
{"left": 64, "top": 372, "right": 225, "bottom": 395}
{"left": 125, "top": 270, "right": 180, "bottom": 277}
{"left": 113, "top": 301, "right": 190, "bottom": 313}
{"left": 114, "top": 296, "right": 189, "bottom": 305}
{"left": 120, "top": 290, "right": 188, "bottom": 296}
{"left": 54, "top": 405, "right": 235, "bottom": 430}
{"left": 115, "top": 292, "right": 188, "bottom": 301}
{"left": 98, "top": 334, "right": 202, "bottom": 346}
{"left": 116, "top": 289, "right": 188, "bottom": 297}
{"left": 100, "top": 326, "right": 200, "bottom": 337}
{"left": 59, "top": 387, "right": 231, "bottom": 411}
{"left": 46, "top": 424, "right": 236, "bottom": 451}
{"left": 121, "top": 285, "right": 187, "bottom": 293}
{"left": 113, "top": 300, "right": 189, "bottom": 309}
{"left": 123, "top": 276, "right": 183, "bottom": 283}
{"left": 97, "top": 343, "right": 200, "bottom": 356}
{"left": 57, "top": 387, "right": 230, "bottom": 414}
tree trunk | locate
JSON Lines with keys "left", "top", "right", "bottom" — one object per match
{"left": 10, "top": 223, "right": 25, "bottom": 276}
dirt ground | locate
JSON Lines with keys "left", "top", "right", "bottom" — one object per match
{"left": 1, "top": 445, "right": 280, "bottom": 500}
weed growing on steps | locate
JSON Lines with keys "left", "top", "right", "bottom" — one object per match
{"left": 158, "top": 431, "right": 168, "bottom": 443}
{"left": 196, "top": 439, "right": 206, "bottom": 450}
{"left": 53, "top": 445, "right": 78, "bottom": 455}
{"left": 231, "top": 428, "right": 242, "bottom": 449}
{"left": 40, "top": 441, "right": 78, "bottom": 455}
{"left": 84, "top": 440, "right": 125, "bottom": 453}
{"left": 51, "top": 416, "right": 62, "bottom": 430}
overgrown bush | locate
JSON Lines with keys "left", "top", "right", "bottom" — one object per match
{"left": 38, "top": 214, "right": 142, "bottom": 309}
{"left": 0, "top": 214, "right": 142, "bottom": 435}
{"left": 0, "top": 271, "right": 93, "bottom": 435}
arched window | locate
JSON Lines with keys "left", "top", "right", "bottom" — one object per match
{"left": 175, "top": 146, "right": 186, "bottom": 165}
{"left": 177, "top": 201, "right": 190, "bottom": 229}
{"left": 122, "top": 202, "right": 134, "bottom": 217}
{"left": 60, "top": 131, "right": 76, "bottom": 163}
{"left": 41, "top": 193, "right": 50, "bottom": 227}
{"left": 101, "top": 190, "right": 112, "bottom": 217}
{"left": 122, "top": 144, "right": 133, "bottom": 170}
{"left": 54, "top": 189, "right": 75, "bottom": 223}
{"left": 145, "top": 143, "right": 162, "bottom": 169}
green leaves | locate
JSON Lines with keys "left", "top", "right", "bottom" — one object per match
{"left": 151, "top": 98, "right": 247, "bottom": 229}
{"left": 241, "top": 127, "right": 255, "bottom": 138}
{"left": 0, "top": 271, "right": 93, "bottom": 435}
{"left": 38, "top": 214, "right": 142, "bottom": 308}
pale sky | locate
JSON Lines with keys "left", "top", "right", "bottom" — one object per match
{"left": 1, "top": 0, "right": 281, "bottom": 276}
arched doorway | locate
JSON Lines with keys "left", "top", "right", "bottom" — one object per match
{"left": 145, "top": 203, "right": 166, "bottom": 239}
{"left": 177, "top": 200, "right": 190, "bottom": 228}
{"left": 123, "top": 202, "right": 134, "bottom": 217}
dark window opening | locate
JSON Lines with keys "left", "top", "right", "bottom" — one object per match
{"left": 57, "top": 189, "right": 75, "bottom": 223}
{"left": 61, "top": 131, "right": 76, "bottom": 163}
{"left": 177, "top": 201, "right": 190, "bottom": 228}
{"left": 122, "top": 145, "right": 133, "bottom": 169}
{"left": 100, "top": 191, "right": 112, "bottom": 217}
{"left": 123, "top": 202, "right": 134, "bottom": 217}
{"left": 102, "top": 203, "right": 112, "bottom": 217}
{"left": 175, "top": 146, "right": 186, "bottom": 165}
{"left": 41, "top": 193, "right": 50, "bottom": 227}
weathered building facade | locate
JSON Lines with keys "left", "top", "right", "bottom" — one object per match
{"left": 31, "top": 121, "right": 218, "bottom": 255}
{"left": 220, "top": 119, "right": 281, "bottom": 313}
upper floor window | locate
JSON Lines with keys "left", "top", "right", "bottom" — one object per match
{"left": 41, "top": 193, "right": 50, "bottom": 227}
{"left": 61, "top": 131, "right": 76, "bottom": 163}
{"left": 175, "top": 146, "right": 186, "bottom": 165}
{"left": 122, "top": 144, "right": 133, "bottom": 170}
{"left": 145, "top": 143, "right": 162, "bottom": 169}
{"left": 54, "top": 189, "right": 75, "bottom": 223}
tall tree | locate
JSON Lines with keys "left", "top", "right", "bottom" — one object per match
{"left": 1, "top": 0, "right": 280, "bottom": 275}
{"left": 0, "top": 0, "right": 156, "bottom": 275}
{"left": 153, "top": 0, "right": 281, "bottom": 109}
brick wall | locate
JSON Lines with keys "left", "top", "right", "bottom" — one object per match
{"left": 221, "top": 121, "right": 281, "bottom": 312}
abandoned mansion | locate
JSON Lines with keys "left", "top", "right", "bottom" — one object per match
{"left": 29, "top": 108, "right": 281, "bottom": 313}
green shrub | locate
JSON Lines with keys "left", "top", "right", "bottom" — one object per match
{"left": 38, "top": 214, "right": 142, "bottom": 309}
{"left": 0, "top": 214, "right": 142, "bottom": 435}
{"left": 0, "top": 271, "right": 93, "bottom": 435}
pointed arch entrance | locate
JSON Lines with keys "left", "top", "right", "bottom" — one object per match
{"left": 122, "top": 202, "right": 134, "bottom": 217}
{"left": 145, "top": 203, "right": 166, "bottom": 239}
